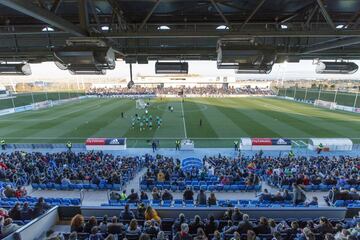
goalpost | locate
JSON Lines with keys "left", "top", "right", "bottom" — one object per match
{"left": 136, "top": 99, "right": 146, "bottom": 109}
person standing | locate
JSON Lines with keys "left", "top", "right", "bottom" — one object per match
{"left": 1, "top": 139, "right": 6, "bottom": 150}
{"left": 175, "top": 140, "right": 181, "bottom": 151}
{"left": 121, "top": 112, "right": 124, "bottom": 118}
{"left": 199, "top": 119, "right": 202, "bottom": 127}
{"left": 234, "top": 140, "right": 239, "bottom": 151}
{"left": 152, "top": 141, "right": 157, "bottom": 152}
{"left": 66, "top": 141, "right": 72, "bottom": 152}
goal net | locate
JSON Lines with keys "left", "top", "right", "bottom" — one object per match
{"left": 314, "top": 99, "right": 337, "bottom": 110}
{"left": 136, "top": 99, "right": 146, "bottom": 109}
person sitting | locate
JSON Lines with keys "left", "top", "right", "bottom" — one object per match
{"left": 126, "top": 219, "right": 142, "bottom": 236}
{"left": 15, "top": 186, "right": 26, "bottom": 198}
{"left": 8, "top": 203, "right": 21, "bottom": 220}
{"left": 258, "top": 189, "right": 272, "bottom": 202}
{"left": 145, "top": 206, "right": 161, "bottom": 223}
{"left": 173, "top": 223, "right": 191, "bottom": 240}
{"left": 246, "top": 230, "right": 258, "bottom": 240}
{"left": 3, "top": 185, "right": 16, "bottom": 198}
{"left": 236, "top": 214, "right": 254, "bottom": 234}
{"left": 70, "top": 214, "right": 84, "bottom": 233}
{"left": 231, "top": 208, "right": 243, "bottom": 224}
{"left": 107, "top": 216, "right": 125, "bottom": 235}
{"left": 127, "top": 189, "right": 139, "bottom": 203}
{"left": 89, "top": 226, "right": 104, "bottom": 240}
{"left": 196, "top": 189, "right": 207, "bottom": 206}
{"left": 254, "top": 217, "right": 271, "bottom": 235}
{"left": 33, "top": 197, "right": 50, "bottom": 217}
{"left": 207, "top": 192, "right": 217, "bottom": 206}
{"left": 183, "top": 187, "right": 194, "bottom": 201}
{"left": 99, "top": 215, "right": 109, "bottom": 233}
{"left": 189, "top": 215, "right": 205, "bottom": 234}
{"left": 140, "top": 191, "right": 149, "bottom": 201}
{"left": 144, "top": 219, "right": 160, "bottom": 237}
{"left": 1, "top": 217, "right": 20, "bottom": 237}
{"left": 157, "top": 170, "right": 165, "bottom": 182}
{"left": 20, "top": 202, "right": 32, "bottom": 220}
{"left": 314, "top": 217, "right": 334, "bottom": 235}
{"left": 161, "top": 189, "right": 173, "bottom": 201}
{"left": 205, "top": 215, "right": 218, "bottom": 236}
{"left": 194, "top": 227, "right": 208, "bottom": 240}
{"left": 281, "top": 221, "right": 301, "bottom": 239}
{"left": 152, "top": 187, "right": 161, "bottom": 201}
{"left": 120, "top": 204, "right": 135, "bottom": 220}
{"left": 173, "top": 213, "right": 187, "bottom": 233}
{"left": 84, "top": 216, "right": 97, "bottom": 234}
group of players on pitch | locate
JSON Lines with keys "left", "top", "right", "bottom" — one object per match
{"left": 131, "top": 109, "right": 163, "bottom": 131}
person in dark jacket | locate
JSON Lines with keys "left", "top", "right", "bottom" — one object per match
{"left": 107, "top": 216, "right": 125, "bottom": 235}
{"left": 120, "top": 204, "right": 135, "bottom": 220}
{"left": 205, "top": 215, "right": 218, "bottom": 235}
{"left": 231, "top": 208, "right": 243, "bottom": 224}
{"left": 84, "top": 216, "right": 97, "bottom": 234}
{"left": 127, "top": 189, "right": 139, "bottom": 203}
{"left": 8, "top": 203, "right": 21, "bottom": 220}
{"left": 161, "top": 189, "right": 173, "bottom": 201}
{"left": 33, "top": 197, "right": 50, "bottom": 217}
{"left": 183, "top": 187, "right": 194, "bottom": 201}
{"left": 173, "top": 213, "right": 188, "bottom": 233}
{"left": 20, "top": 202, "right": 33, "bottom": 220}
{"left": 254, "top": 217, "right": 271, "bottom": 235}
{"left": 189, "top": 215, "right": 205, "bottom": 234}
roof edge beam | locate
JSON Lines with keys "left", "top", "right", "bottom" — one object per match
{"left": 0, "top": 0, "right": 87, "bottom": 36}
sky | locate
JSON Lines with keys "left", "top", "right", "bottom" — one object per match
{"left": 1, "top": 60, "right": 360, "bottom": 83}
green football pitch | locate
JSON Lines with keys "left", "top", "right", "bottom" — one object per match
{"left": 0, "top": 97, "right": 359, "bottom": 148}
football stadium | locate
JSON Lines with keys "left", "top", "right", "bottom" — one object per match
{"left": 0, "top": 1, "right": 359, "bottom": 240}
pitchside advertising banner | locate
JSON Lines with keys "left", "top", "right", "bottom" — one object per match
{"left": 85, "top": 138, "right": 127, "bottom": 150}
{"left": 240, "top": 137, "right": 292, "bottom": 151}
{"left": 251, "top": 138, "right": 292, "bottom": 146}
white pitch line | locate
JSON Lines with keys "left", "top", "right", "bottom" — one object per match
{"left": 180, "top": 100, "right": 187, "bottom": 139}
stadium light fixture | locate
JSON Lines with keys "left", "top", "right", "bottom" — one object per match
{"left": 336, "top": 24, "right": 348, "bottom": 29}
{"left": 157, "top": 25, "right": 170, "bottom": 30}
{"left": 216, "top": 25, "right": 229, "bottom": 30}
{"left": 101, "top": 26, "right": 109, "bottom": 31}
{"left": 42, "top": 26, "right": 54, "bottom": 32}
{"left": 280, "top": 24, "right": 288, "bottom": 29}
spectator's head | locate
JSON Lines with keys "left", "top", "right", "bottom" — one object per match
{"left": 38, "top": 197, "right": 45, "bottom": 204}
{"left": 131, "top": 189, "right": 135, "bottom": 194}
{"left": 129, "top": 219, "right": 138, "bottom": 230}
{"left": 124, "top": 204, "right": 130, "bottom": 211}
{"left": 209, "top": 215, "right": 215, "bottom": 223}
{"left": 111, "top": 216, "right": 118, "bottom": 223}
{"left": 91, "top": 226, "right": 99, "bottom": 235}
{"left": 259, "top": 217, "right": 268, "bottom": 226}
{"left": 213, "top": 230, "right": 221, "bottom": 239}
{"left": 291, "top": 221, "right": 299, "bottom": 229}
{"left": 70, "top": 214, "right": 84, "bottom": 228}
{"left": 88, "top": 216, "right": 97, "bottom": 226}
{"left": 23, "top": 202, "right": 29, "bottom": 209}
{"left": 243, "top": 214, "right": 249, "bottom": 221}
{"left": 194, "top": 215, "right": 201, "bottom": 223}
{"left": 102, "top": 215, "right": 108, "bottom": 223}
{"left": 178, "top": 213, "right": 185, "bottom": 222}
{"left": 4, "top": 218, "right": 13, "bottom": 226}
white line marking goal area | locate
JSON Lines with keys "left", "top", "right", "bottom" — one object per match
{"left": 180, "top": 100, "right": 188, "bottom": 139}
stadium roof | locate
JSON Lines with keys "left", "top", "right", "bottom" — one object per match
{"left": 1, "top": 0, "right": 360, "bottom": 62}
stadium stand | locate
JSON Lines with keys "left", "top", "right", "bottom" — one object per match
{"left": 86, "top": 86, "right": 274, "bottom": 97}
{"left": 0, "top": 151, "right": 144, "bottom": 191}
